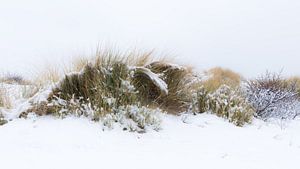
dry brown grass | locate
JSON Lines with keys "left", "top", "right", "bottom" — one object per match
{"left": 143, "top": 61, "right": 196, "bottom": 113}
{"left": 286, "top": 76, "right": 300, "bottom": 97}
{"left": 64, "top": 56, "right": 89, "bottom": 73}
{"left": 34, "top": 64, "right": 62, "bottom": 86}
{"left": 202, "top": 67, "right": 242, "bottom": 92}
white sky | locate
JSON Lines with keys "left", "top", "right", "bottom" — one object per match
{"left": 0, "top": 0, "right": 299, "bottom": 78}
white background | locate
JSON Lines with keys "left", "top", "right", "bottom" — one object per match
{"left": 0, "top": 0, "right": 299, "bottom": 77}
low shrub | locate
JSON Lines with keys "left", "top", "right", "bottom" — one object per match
{"left": 102, "top": 105, "right": 162, "bottom": 132}
{"left": 191, "top": 85, "right": 253, "bottom": 126}
{"left": 207, "top": 85, "right": 253, "bottom": 126}
{"left": 190, "top": 86, "right": 209, "bottom": 114}
{"left": 244, "top": 72, "right": 299, "bottom": 120}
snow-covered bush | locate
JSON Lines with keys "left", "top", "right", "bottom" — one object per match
{"left": 191, "top": 85, "right": 253, "bottom": 126}
{"left": 40, "top": 95, "right": 162, "bottom": 132}
{"left": 47, "top": 95, "right": 99, "bottom": 119}
{"left": 102, "top": 105, "right": 162, "bottom": 132}
{"left": 244, "top": 72, "right": 299, "bottom": 120}
{"left": 43, "top": 96, "right": 162, "bottom": 132}
{"left": 207, "top": 85, "right": 253, "bottom": 126}
{"left": 190, "top": 86, "right": 209, "bottom": 114}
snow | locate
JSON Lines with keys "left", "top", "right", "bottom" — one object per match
{"left": 0, "top": 114, "right": 300, "bottom": 169}
{"left": 1, "top": 72, "right": 300, "bottom": 169}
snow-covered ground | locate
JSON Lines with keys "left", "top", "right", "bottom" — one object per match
{"left": 1, "top": 74, "right": 300, "bottom": 169}
{"left": 1, "top": 114, "right": 300, "bottom": 169}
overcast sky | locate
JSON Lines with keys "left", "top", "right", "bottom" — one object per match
{"left": 0, "top": 0, "right": 299, "bottom": 78}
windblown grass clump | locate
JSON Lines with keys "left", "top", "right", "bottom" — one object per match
{"left": 23, "top": 51, "right": 177, "bottom": 132}
{"left": 203, "top": 67, "right": 242, "bottom": 92}
{"left": 51, "top": 61, "right": 138, "bottom": 119}
{"left": 134, "top": 61, "right": 195, "bottom": 113}
{"left": 33, "top": 51, "right": 196, "bottom": 117}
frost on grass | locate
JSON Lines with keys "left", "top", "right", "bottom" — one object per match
{"left": 46, "top": 97, "right": 162, "bottom": 133}
{"left": 22, "top": 58, "right": 166, "bottom": 132}
{"left": 207, "top": 85, "right": 253, "bottom": 126}
{"left": 102, "top": 105, "right": 162, "bottom": 132}
{"left": 191, "top": 85, "right": 253, "bottom": 126}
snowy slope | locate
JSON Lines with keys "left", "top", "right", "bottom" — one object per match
{"left": 1, "top": 113, "right": 300, "bottom": 169}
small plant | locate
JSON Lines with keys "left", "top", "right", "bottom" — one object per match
{"left": 244, "top": 72, "right": 299, "bottom": 120}
{"left": 190, "top": 86, "right": 209, "bottom": 114}
{"left": 191, "top": 85, "right": 253, "bottom": 126}
{"left": 207, "top": 85, "right": 253, "bottom": 126}
{"left": 102, "top": 105, "right": 162, "bottom": 132}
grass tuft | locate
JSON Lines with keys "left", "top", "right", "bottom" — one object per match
{"left": 203, "top": 67, "right": 241, "bottom": 92}
{"left": 144, "top": 62, "right": 195, "bottom": 113}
